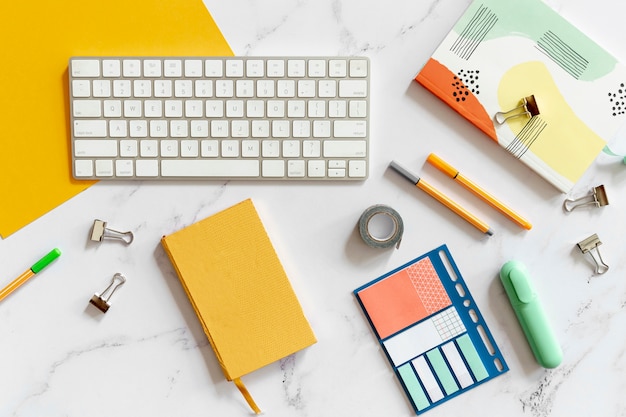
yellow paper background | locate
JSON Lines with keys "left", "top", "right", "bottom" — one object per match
{"left": 0, "top": 0, "right": 232, "bottom": 238}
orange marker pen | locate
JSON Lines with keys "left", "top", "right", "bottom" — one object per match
{"left": 427, "top": 153, "right": 532, "bottom": 230}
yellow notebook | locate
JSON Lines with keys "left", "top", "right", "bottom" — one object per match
{"left": 0, "top": 0, "right": 232, "bottom": 238}
{"left": 161, "top": 199, "right": 317, "bottom": 413}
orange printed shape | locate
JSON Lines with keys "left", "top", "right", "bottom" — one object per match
{"left": 416, "top": 58, "right": 497, "bottom": 141}
{"left": 358, "top": 258, "right": 450, "bottom": 339}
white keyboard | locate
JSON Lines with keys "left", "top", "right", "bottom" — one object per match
{"left": 69, "top": 56, "right": 369, "bottom": 181}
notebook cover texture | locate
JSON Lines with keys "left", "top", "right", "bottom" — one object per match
{"left": 415, "top": 0, "right": 626, "bottom": 192}
{"left": 161, "top": 199, "right": 316, "bottom": 381}
{"left": 0, "top": 0, "right": 232, "bottom": 238}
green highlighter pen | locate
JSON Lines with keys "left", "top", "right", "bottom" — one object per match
{"left": 0, "top": 248, "right": 62, "bottom": 302}
{"left": 500, "top": 260, "right": 563, "bottom": 368}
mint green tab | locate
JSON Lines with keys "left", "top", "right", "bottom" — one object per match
{"left": 397, "top": 363, "right": 430, "bottom": 411}
{"left": 31, "top": 248, "right": 61, "bottom": 274}
{"left": 426, "top": 348, "right": 459, "bottom": 395}
{"left": 456, "top": 334, "right": 488, "bottom": 382}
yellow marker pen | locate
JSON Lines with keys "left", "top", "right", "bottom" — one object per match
{"left": 389, "top": 161, "right": 494, "bottom": 236}
{"left": 0, "top": 248, "right": 61, "bottom": 302}
{"left": 427, "top": 153, "right": 532, "bottom": 230}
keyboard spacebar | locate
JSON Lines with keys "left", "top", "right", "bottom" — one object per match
{"left": 161, "top": 160, "right": 260, "bottom": 177}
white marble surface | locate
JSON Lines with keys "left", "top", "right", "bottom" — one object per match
{"left": 2, "top": 0, "right": 626, "bottom": 415}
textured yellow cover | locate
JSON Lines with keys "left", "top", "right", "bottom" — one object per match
{"left": 0, "top": 0, "right": 232, "bottom": 238}
{"left": 161, "top": 199, "right": 316, "bottom": 381}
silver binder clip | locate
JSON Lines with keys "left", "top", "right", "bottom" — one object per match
{"left": 495, "top": 95, "right": 540, "bottom": 124}
{"left": 90, "top": 219, "right": 134, "bottom": 244}
{"left": 89, "top": 273, "right": 127, "bottom": 313}
{"left": 563, "top": 185, "right": 609, "bottom": 212}
{"left": 576, "top": 234, "right": 609, "bottom": 275}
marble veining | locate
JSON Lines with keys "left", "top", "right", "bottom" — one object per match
{"left": 1, "top": 0, "right": 625, "bottom": 416}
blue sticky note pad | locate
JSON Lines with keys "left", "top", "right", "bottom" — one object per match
{"left": 354, "top": 245, "right": 508, "bottom": 414}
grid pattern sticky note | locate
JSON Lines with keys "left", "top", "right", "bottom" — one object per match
{"left": 354, "top": 245, "right": 508, "bottom": 415}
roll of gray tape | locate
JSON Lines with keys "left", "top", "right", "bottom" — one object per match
{"left": 358, "top": 205, "right": 404, "bottom": 249}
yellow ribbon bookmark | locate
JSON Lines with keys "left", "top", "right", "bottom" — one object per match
{"left": 233, "top": 378, "right": 261, "bottom": 414}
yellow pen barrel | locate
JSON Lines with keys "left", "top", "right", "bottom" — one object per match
{"left": 0, "top": 270, "right": 34, "bottom": 302}
{"left": 416, "top": 179, "right": 493, "bottom": 235}
{"left": 456, "top": 174, "right": 532, "bottom": 230}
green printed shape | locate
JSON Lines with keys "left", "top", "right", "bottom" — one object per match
{"left": 397, "top": 364, "right": 430, "bottom": 411}
{"left": 456, "top": 334, "right": 489, "bottom": 382}
{"left": 453, "top": 0, "right": 617, "bottom": 80}
{"left": 426, "top": 349, "right": 459, "bottom": 395}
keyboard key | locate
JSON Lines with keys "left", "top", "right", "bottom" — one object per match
{"left": 120, "top": 140, "right": 138, "bottom": 156}
{"left": 262, "top": 160, "right": 285, "bottom": 177}
{"left": 74, "top": 139, "right": 117, "bottom": 157}
{"left": 164, "top": 60, "right": 182, "bottom": 77}
{"left": 242, "top": 140, "right": 260, "bottom": 157}
{"left": 267, "top": 60, "right": 285, "bottom": 77}
{"left": 262, "top": 140, "right": 280, "bottom": 157}
{"left": 287, "top": 160, "right": 306, "bottom": 177}
{"left": 308, "top": 160, "right": 326, "bottom": 177}
{"left": 349, "top": 160, "right": 367, "bottom": 177}
{"left": 161, "top": 160, "right": 260, "bottom": 177}
{"left": 222, "top": 140, "right": 239, "bottom": 157}
{"left": 136, "top": 159, "right": 159, "bottom": 176}
{"left": 308, "top": 60, "right": 326, "bottom": 77}
{"left": 329, "top": 60, "right": 347, "bottom": 77}
{"left": 73, "top": 100, "right": 102, "bottom": 118}
{"left": 185, "top": 59, "right": 203, "bottom": 77}
{"left": 122, "top": 59, "right": 141, "bottom": 77}
{"left": 205, "top": 60, "right": 223, "bottom": 77}
{"left": 226, "top": 59, "right": 244, "bottom": 77}
{"left": 134, "top": 80, "right": 152, "bottom": 97}
{"left": 246, "top": 60, "right": 264, "bottom": 77}
{"left": 110, "top": 120, "right": 128, "bottom": 137}
{"left": 195, "top": 80, "right": 213, "bottom": 97}
{"left": 102, "top": 60, "right": 121, "bottom": 77}
{"left": 277, "top": 80, "right": 295, "bottom": 97}
{"left": 143, "top": 60, "right": 162, "bottom": 77}
{"left": 181, "top": 140, "right": 199, "bottom": 157}
{"left": 283, "top": 140, "right": 300, "bottom": 157}
{"left": 140, "top": 140, "right": 158, "bottom": 157}
{"left": 328, "top": 168, "right": 346, "bottom": 177}
{"left": 71, "top": 80, "right": 90, "bottom": 97}
{"left": 74, "top": 120, "right": 107, "bottom": 137}
{"left": 75, "top": 160, "right": 94, "bottom": 177}
{"left": 160, "top": 140, "right": 178, "bottom": 157}
{"left": 339, "top": 80, "right": 368, "bottom": 97}
{"left": 334, "top": 120, "right": 367, "bottom": 137}
{"left": 349, "top": 59, "right": 369, "bottom": 77}
{"left": 298, "top": 80, "right": 316, "bottom": 98}
{"left": 175, "top": 80, "right": 193, "bottom": 97}
{"left": 303, "top": 140, "right": 321, "bottom": 157}
{"left": 113, "top": 80, "right": 131, "bottom": 97}
{"left": 92, "top": 80, "right": 111, "bottom": 97}
{"left": 71, "top": 59, "right": 100, "bottom": 77}
{"left": 115, "top": 160, "right": 134, "bottom": 176}
{"left": 287, "top": 60, "right": 306, "bottom": 77}
{"left": 95, "top": 159, "right": 114, "bottom": 177}
{"left": 323, "top": 140, "right": 367, "bottom": 157}
{"left": 201, "top": 139, "right": 219, "bottom": 157}
{"left": 154, "top": 80, "right": 173, "bottom": 97}
{"left": 103, "top": 100, "right": 122, "bottom": 117}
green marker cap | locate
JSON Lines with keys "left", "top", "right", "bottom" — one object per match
{"left": 31, "top": 248, "right": 62, "bottom": 274}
